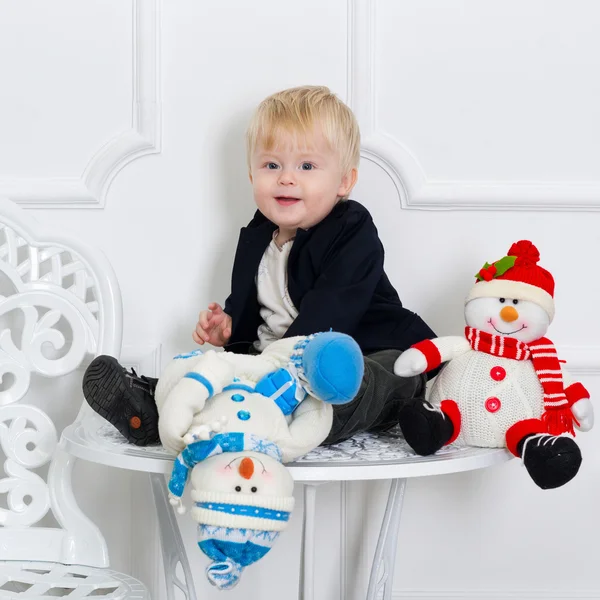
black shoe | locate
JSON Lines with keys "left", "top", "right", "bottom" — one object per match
{"left": 398, "top": 400, "right": 454, "bottom": 456}
{"left": 518, "top": 434, "right": 582, "bottom": 490}
{"left": 82, "top": 355, "right": 160, "bottom": 446}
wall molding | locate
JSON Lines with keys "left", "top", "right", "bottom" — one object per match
{"left": 557, "top": 346, "right": 600, "bottom": 376}
{"left": 348, "top": 0, "right": 600, "bottom": 211}
{"left": 1, "top": 0, "right": 161, "bottom": 209}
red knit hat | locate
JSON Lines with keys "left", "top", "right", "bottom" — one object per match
{"left": 465, "top": 240, "right": 555, "bottom": 322}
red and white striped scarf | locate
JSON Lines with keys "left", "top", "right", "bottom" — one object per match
{"left": 465, "top": 327, "right": 574, "bottom": 435}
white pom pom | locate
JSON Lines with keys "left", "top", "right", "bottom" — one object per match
{"left": 185, "top": 425, "right": 212, "bottom": 442}
{"left": 169, "top": 495, "right": 187, "bottom": 514}
{"left": 212, "top": 416, "right": 228, "bottom": 433}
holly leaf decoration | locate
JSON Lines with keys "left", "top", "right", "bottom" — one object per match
{"left": 475, "top": 255, "right": 517, "bottom": 281}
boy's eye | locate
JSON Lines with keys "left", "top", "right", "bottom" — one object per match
{"left": 266, "top": 162, "right": 279, "bottom": 170}
{"left": 300, "top": 162, "right": 314, "bottom": 171}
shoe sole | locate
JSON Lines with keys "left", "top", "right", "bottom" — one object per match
{"left": 83, "top": 355, "right": 159, "bottom": 446}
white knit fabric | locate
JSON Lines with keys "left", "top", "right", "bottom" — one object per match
{"left": 255, "top": 237, "right": 298, "bottom": 352}
{"left": 430, "top": 335, "right": 471, "bottom": 363}
{"left": 429, "top": 350, "right": 550, "bottom": 447}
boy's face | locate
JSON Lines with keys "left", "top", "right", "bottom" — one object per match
{"left": 249, "top": 129, "right": 357, "bottom": 236}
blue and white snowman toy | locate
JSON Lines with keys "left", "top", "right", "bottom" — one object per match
{"left": 156, "top": 332, "right": 363, "bottom": 590}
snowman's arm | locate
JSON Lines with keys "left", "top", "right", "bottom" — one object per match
{"left": 217, "top": 336, "right": 309, "bottom": 380}
{"left": 413, "top": 336, "right": 472, "bottom": 368}
{"left": 275, "top": 397, "right": 334, "bottom": 463}
{"left": 158, "top": 350, "right": 235, "bottom": 454}
{"left": 217, "top": 351, "right": 286, "bottom": 382}
{"left": 395, "top": 336, "right": 470, "bottom": 377}
{"left": 561, "top": 366, "right": 593, "bottom": 431}
{"left": 159, "top": 349, "right": 283, "bottom": 415}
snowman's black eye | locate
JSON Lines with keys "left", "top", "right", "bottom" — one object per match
{"left": 499, "top": 298, "right": 506, "bottom": 303}
{"left": 235, "top": 486, "right": 241, "bottom": 492}
{"left": 512, "top": 299, "right": 519, "bottom": 305}
{"left": 251, "top": 487, "right": 257, "bottom": 493}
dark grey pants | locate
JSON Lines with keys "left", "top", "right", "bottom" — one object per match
{"left": 324, "top": 350, "right": 427, "bottom": 445}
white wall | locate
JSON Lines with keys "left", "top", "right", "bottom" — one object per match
{"left": 2, "top": 0, "right": 599, "bottom": 598}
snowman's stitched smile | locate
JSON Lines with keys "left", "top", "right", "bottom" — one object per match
{"left": 488, "top": 318, "right": 526, "bottom": 336}
{"left": 226, "top": 456, "right": 268, "bottom": 474}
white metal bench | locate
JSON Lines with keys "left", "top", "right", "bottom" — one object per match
{"left": 0, "top": 198, "right": 148, "bottom": 599}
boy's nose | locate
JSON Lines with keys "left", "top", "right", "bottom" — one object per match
{"left": 278, "top": 170, "right": 296, "bottom": 185}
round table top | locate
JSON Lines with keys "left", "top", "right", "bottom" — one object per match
{"left": 61, "top": 413, "right": 511, "bottom": 482}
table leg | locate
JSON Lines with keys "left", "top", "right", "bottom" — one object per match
{"left": 299, "top": 482, "right": 319, "bottom": 600}
{"left": 150, "top": 473, "right": 198, "bottom": 600}
{"left": 365, "top": 478, "right": 407, "bottom": 600}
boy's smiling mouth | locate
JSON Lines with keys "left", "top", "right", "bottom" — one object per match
{"left": 275, "top": 196, "right": 301, "bottom": 206}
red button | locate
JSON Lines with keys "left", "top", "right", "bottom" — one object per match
{"left": 490, "top": 366, "right": 506, "bottom": 381}
{"left": 485, "top": 397, "right": 501, "bottom": 413}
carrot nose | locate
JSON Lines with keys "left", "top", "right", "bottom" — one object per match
{"left": 500, "top": 306, "right": 519, "bottom": 323}
{"left": 238, "top": 457, "right": 254, "bottom": 479}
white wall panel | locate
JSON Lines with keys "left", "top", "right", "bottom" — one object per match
{"left": 3, "top": 0, "right": 598, "bottom": 598}
{"left": 0, "top": 0, "right": 160, "bottom": 206}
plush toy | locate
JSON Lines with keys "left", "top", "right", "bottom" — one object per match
{"left": 394, "top": 241, "right": 593, "bottom": 490}
{"left": 168, "top": 430, "right": 295, "bottom": 590}
{"left": 156, "top": 332, "right": 363, "bottom": 589}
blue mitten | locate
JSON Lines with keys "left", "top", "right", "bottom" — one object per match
{"left": 255, "top": 368, "right": 304, "bottom": 415}
{"left": 292, "top": 332, "right": 364, "bottom": 405}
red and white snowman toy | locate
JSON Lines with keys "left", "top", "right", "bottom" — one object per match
{"left": 394, "top": 240, "right": 593, "bottom": 489}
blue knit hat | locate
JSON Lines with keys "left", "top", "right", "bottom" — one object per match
{"left": 168, "top": 432, "right": 295, "bottom": 590}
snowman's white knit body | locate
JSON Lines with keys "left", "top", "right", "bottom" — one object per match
{"left": 430, "top": 349, "right": 548, "bottom": 447}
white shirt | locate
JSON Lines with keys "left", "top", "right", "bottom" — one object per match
{"left": 254, "top": 234, "right": 298, "bottom": 351}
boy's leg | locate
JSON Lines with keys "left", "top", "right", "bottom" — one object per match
{"left": 83, "top": 355, "right": 160, "bottom": 446}
{"left": 323, "top": 350, "right": 427, "bottom": 445}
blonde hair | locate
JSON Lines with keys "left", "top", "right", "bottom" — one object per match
{"left": 246, "top": 85, "right": 360, "bottom": 174}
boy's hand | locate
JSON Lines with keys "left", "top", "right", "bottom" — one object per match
{"left": 193, "top": 302, "right": 232, "bottom": 346}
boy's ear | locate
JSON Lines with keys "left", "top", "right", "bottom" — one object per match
{"left": 338, "top": 168, "right": 358, "bottom": 197}
{"left": 248, "top": 169, "right": 253, "bottom": 184}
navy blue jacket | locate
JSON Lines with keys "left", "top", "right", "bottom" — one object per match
{"left": 223, "top": 200, "right": 436, "bottom": 355}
